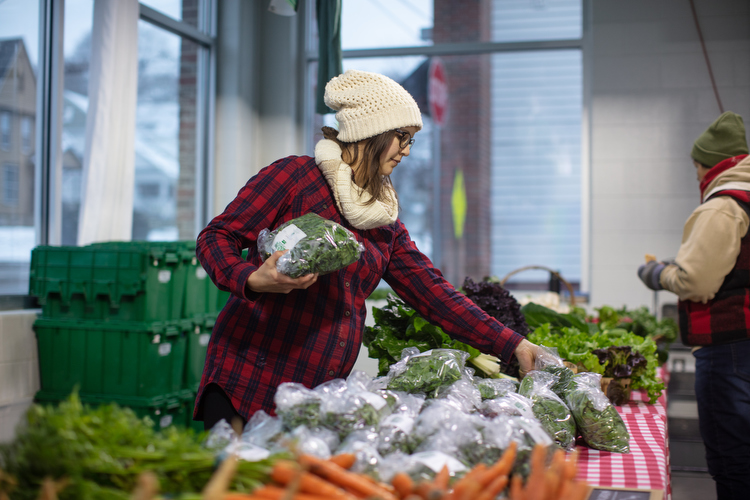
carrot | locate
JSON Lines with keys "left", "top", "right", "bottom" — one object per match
{"left": 329, "top": 453, "right": 357, "bottom": 470}
{"left": 271, "top": 461, "right": 356, "bottom": 500}
{"left": 476, "top": 441, "right": 518, "bottom": 488}
{"left": 298, "top": 454, "right": 397, "bottom": 500}
{"left": 414, "top": 481, "right": 445, "bottom": 500}
{"left": 223, "top": 495, "right": 266, "bottom": 500}
{"left": 557, "top": 481, "right": 590, "bottom": 500}
{"left": 475, "top": 474, "right": 509, "bottom": 500}
{"left": 522, "top": 445, "right": 550, "bottom": 500}
{"left": 391, "top": 472, "right": 414, "bottom": 498}
{"left": 508, "top": 474, "right": 524, "bottom": 500}
{"left": 251, "top": 485, "right": 334, "bottom": 500}
{"left": 446, "top": 462, "right": 487, "bottom": 500}
{"left": 434, "top": 465, "right": 450, "bottom": 491}
{"left": 455, "top": 479, "right": 481, "bottom": 500}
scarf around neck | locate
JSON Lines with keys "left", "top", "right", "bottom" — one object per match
{"left": 314, "top": 139, "right": 399, "bottom": 230}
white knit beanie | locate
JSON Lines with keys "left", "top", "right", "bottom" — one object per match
{"left": 324, "top": 69, "right": 423, "bottom": 143}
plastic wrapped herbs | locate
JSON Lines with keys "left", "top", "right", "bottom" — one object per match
{"left": 257, "top": 213, "right": 365, "bottom": 278}
{"left": 518, "top": 371, "right": 576, "bottom": 451}
{"left": 273, "top": 382, "right": 322, "bottom": 429}
{"left": 565, "top": 372, "right": 631, "bottom": 453}
{"left": 386, "top": 349, "right": 469, "bottom": 397}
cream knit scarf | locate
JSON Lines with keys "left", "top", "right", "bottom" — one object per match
{"left": 314, "top": 139, "right": 398, "bottom": 230}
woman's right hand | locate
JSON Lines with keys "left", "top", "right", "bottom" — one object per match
{"left": 247, "top": 250, "right": 318, "bottom": 294}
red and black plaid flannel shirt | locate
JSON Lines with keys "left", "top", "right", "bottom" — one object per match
{"left": 194, "top": 155, "right": 524, "bottom": 420}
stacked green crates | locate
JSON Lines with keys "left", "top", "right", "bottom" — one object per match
{"left": 30, "top": 240, "right": 230, "bottom": 431}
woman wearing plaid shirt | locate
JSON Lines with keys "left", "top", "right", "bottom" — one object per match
{"left": 195, "top": 70, "right": 543, "bottom": 430}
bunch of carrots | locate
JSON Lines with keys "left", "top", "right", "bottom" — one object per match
{"left": 213, "top": 442, "right": 589, "bottom": 500}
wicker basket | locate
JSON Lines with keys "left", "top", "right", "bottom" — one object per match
{"left": 499, "top": 265, "right": 577, "bottom": 307}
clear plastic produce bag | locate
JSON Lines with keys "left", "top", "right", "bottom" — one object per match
{"left": 565, "top": 372, "right": 630, "bottom": 453}
{"left": 241, "top": 410, "right": 285, "bottom": 451}
{"left": 534, "top": 346, "right": 576, "bottom": 399}
{"left": 336, "top": 429, "right": 383, "bottom": 476}
{"left": 258, "top": 213, "right": 365, "bottom": 278}
{"left": 518, "top": 370, "right": 576, "bottom": 451}
{"left": 386, "top": 348, "right": 469, "bottom": 397}
{"left": 475, "top": 377, "right": 519, "bottom": 400}
{"left": 274, "top": 382, "right": 322, "bottom": 429}
{"left": 479, "top": 392, "right": 535, "bottom": 419}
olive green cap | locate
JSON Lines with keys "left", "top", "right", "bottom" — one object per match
{"left": 691, "top": 111, "right": 749, "bottom": 167}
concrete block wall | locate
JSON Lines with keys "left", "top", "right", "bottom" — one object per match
{"left": 589, "top": 0, "right": 750, "bottom": 310}
{"left": 0, "top": 310, "right": 39, "bottom": 442}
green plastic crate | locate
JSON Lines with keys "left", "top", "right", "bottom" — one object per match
{"left": 186, "top": 313, "right": 216, "bottom": 392}
{"left": 184, "top": 258, "right": 221, "bottom": 317}
{"left": 29, "top": 242, "right": 194, "bottom": 322}
{"left": 34, "top": 389, "right": 192, "bottom": 431}
{"left": 34, "top": 318, "right": 189, "bottom": 398}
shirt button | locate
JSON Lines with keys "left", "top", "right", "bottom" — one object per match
{"left": 345, "top": 282, "right": 350, "bottom": 288}
{"left": 340, "top": 341, "right": 346, "bottom": 347}
{"left": 323, "top": 203, "right": 328, "bottom": 210}
{"left": 329, "top": 370, "right": 335, "bottom": 376}
{"left": 344, "top": 310, "right": 350, "bottom": 317}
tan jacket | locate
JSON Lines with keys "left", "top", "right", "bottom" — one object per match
{"left": 660, "top": 155, "right": 750, "bottom": 302}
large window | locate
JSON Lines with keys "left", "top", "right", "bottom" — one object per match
{"left": 307, "top": 0, "right": 585, "bottom": 291}
{"left": 0, "top": 0, "right": 215, "bottom": 296}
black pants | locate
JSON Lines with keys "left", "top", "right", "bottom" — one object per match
{"left": 200, "top": 383, "right": 246, "bottom": 431}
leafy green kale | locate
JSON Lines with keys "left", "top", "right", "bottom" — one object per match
{"left": 258, "top": 213, "right": 364, "bottom": 278}
{"left": 461, "top": 277, "right": 530, "bottom": 377}
{"left": 364, "top": 295, "right": 483, "bottom": 377}
{"left": 565, "top": 374, "right": 630, "bottom": 453}
{"left": 387, "top": 350, "right": 466, "bottom": 397}
{"left": 521, "top": 303, "right": 592, "bottom": 333}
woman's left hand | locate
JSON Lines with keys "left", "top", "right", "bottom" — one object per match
{"left": 514, "top": 338, "right": 543, "bottom": 378}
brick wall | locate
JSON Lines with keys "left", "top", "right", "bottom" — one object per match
{"left": 178, "top": 0, "right": 199, "bottom": 239}
{"left": 433, "top": 0, "right": 493, "bottom": 284}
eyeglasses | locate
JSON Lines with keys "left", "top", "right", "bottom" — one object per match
{"left": 394, "top": 129, "right": 416, "bottom": 149}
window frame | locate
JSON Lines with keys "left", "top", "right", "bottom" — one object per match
{"left": 0, "top": 0, "right": 217, "bottom": 306}
{"left": 35, "top": 0, "right": 216, "bottom": 246}
{"left": 303, "top": 0, "right": 593, "bottom": 294}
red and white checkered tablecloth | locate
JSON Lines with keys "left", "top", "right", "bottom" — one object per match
{"left": 575, "top": 367, "right": 671, "bottom": 500}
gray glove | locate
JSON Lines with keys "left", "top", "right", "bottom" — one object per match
{"left": 637, "top": 261, "right": 666, "bottom": 291}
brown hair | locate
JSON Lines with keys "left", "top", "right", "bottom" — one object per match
{"left": 321, "top": 126, "right": 399, "bottom": 207}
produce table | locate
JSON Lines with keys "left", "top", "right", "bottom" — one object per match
{"left": 575, "top": 367, "right": 671, "bottom": 500}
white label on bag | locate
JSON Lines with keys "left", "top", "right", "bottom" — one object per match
{"left": 160, "top": 415, "right": 173, "bottom": 428}
{"left": 412, "top": 349, "right": 434, "bottom": 358}
{"left": 195, "top": 267, "right": 207, "bottom": 279}
{"left": 272, "top": 224, "right": 306, "bottom": 252}
{"left": 412, "top": 451, "right": 467, "bottom": 474}
{"left": 158, "top": 270, "right": 172, "bottom": 283}
{"left": 158, "top": 343, "right": 172, "bottom": 356}
{"left": 199, "top": 333, "right": 210, "bottom": 346}
{"left": 383, "top": 414, "right": 414, "bottom": 434}
{"left": 360, "top": 392, "right": 387, "bottom": 410}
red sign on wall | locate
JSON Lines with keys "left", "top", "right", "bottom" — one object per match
{"left": 428, "top": 58, "right": 448, "bottom": 126}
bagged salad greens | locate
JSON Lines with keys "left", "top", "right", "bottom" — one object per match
{"left": 476, "top": 377, "right": 519, "bottom": 400}
{"left": 258, "top": 212, "right": 365, "bottom": 278}
{"left": 518, "top": 371, "right": 576, "bottom": 451}
{"left": 565, "top": 372, "right": 630, "bottom": 453}
{"left": 386, "top": 348, "right": 468, "bottom": 397}
{"left": 273, "top": 382, "right": 322, "bottom": 429}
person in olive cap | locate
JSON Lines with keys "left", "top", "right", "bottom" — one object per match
{"left": 638, "top": 111, "right": 750, "bottom": 499}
